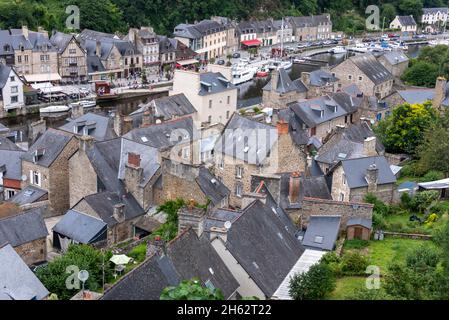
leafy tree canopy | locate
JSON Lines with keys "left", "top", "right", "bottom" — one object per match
{"left": 160, "top": 278, "right": 224, "bottom": 300}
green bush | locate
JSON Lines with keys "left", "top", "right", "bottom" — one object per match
{"left": 364, "top": 193, "right": 389, "bottom": 216}
{"left": 320, "top": 252, "right": 341, "bottom": 265}
{"left": 344, "top": 240, "right": 370, "bottom": 250}
{"left": 399, "top": 162, "right": 419, "bottom": 178}
{"left": 340, "top": 252, "right": 369, "bottom": 276}
{"left": 400, "top": 192, "right": 412, "bottom": 209}
{"left": 430, "top": 201, "right": 449, "bottom": 215}
{"left": 389, "top": 221, "right": 404, "bottom": 232}
{"left": 410, "top": 191, "right": 440, "bottom": 213}
{"left": 128, "top": 243, "right": 147, "bottom": 262}
{"left": 373, "top": 212, "right": 387, "bottom": 230}
{"left": 289, "top": 262, "right": 336, "bottom": 300}
{"left": 421, "top": 170, "right": 445, "bottom": 182}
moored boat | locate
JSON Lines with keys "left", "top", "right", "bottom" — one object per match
{"left": 39, "top": 105, "right": 70, "bottom": 113}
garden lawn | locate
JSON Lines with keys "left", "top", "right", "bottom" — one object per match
{"left": 328, "top": 277, "right": 366, "bottom": 300}
{"left": 383, "top": 212, "right": 449, "bottom": 235}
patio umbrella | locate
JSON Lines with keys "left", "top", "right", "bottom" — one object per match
{"left": 109, "top": 254, "right": 132, "bottom": 265}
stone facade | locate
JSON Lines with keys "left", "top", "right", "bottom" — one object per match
{"left": 14, "top": 237, "right": 47, "bottom": 265}
{"left": 296, "top": 197, "right": 374, "bottom": 230}
{"left": 22, "top": 136, "right": 78, "bottom": 217}
{"left": 262, "top": 70, "right": 307, "bottom": 109}
{"left": 57, "top": 37, "right": 87, "bottom": 83}
{"left": 377, "top": 56, "right": 409, "bottom": 78}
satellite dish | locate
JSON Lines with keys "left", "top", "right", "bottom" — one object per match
{"left": 21, "top": 175, "right": 27, "bottom": 182}
{"left": 224, "top": 221, "right": 232, "bottom": 230}
{"left": 78, "top": 270, "right": 89, "bottom": 283}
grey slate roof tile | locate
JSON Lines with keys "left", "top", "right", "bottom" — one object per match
{"left": 302, "top": 215, "right": 341, "bottom": 251}
{"left": 262, "top": 68, "right": 308, "bottom": 94}
{"left": 53, "top": 210, "right": 107, "bottom": 244}
{"left": 9, "top": 185, "right": 47, "bottom": 206}
{"left": 59, "top": 113, "right": 117, "bottom": 141}
{"left": 340, "top": 156, "right": 396, "bottom": 188}
{"left": 348, "top": 53, "right": 393, "bottom": 85}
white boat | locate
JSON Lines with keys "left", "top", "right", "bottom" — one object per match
{"left": 268, "top": 59, "right": 293, "bottom": 70}
{"left": 293, "top": 57, "right": 306, "bottom": 63}
{"left": 349, "top": 43, "right": 368, "bottom": 53}
{"left": 70, "top": 100, "right": 96, "bottom": 108}
{"left": 231, "top": 65, "right": 257, "bottom": 85}
{"left": 330, "top": 46, "right": 347, "bottom": 54}
{"left": 40, "top": 105, "right": 70, "bottom": 113}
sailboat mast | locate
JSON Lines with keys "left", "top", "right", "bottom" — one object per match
{"left": 280, "top": 17, "right": 284, "bottom": 57}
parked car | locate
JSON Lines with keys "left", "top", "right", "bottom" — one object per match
{"left": 232, "top": 52, "right": 241, "bottom": 58}
{"left": 216, "top": 59, "right": 225, "bottom": 65}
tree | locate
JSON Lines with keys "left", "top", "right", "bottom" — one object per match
{"left": 289, "top": 262, "right": 336, "bottom": 300}
{"left": 374, "top": 102, "right": 437, "bottom": 154}
{"left": 398, "top": 0, "right": 423, "bottom": 23}
{"left": 36, "top": 245, "right": 113, "bottom": 300}
{"left": 402, "top": 60, "right": 440, "bottom": 87}
{"left": 151, "top": 199, "right": 185, "bottom": 241}
{"left": 381, "top": 3, "right": 397, "bottom": 26}
{"left": 160, "top": 278, "right": 224, "bottom": 300}
{"left": 416, "top": 121, "right": 449, "bottom": 175}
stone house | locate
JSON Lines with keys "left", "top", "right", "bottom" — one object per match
{"left": 0, "top": 207, "right": 48, "bottom": 265}
{"left": 50, "top": 32, "right": 87, "bottom": 84}
{"left": 288, "top": 94, "right": 357, "bottom": 143}
{"left": 0, "top": 64, "right": 25, "bottom": 117}
{"left": 328, "top": 155, "right": 397, "bottom": 203}
{"left": 154, "top": 157, "right": 230, "bottom": 209}
{"left": 236, "top": 21, "right": 258, "bottom": 44}
{"left": 0, "top": 148, "right": 25, "bottom": 200}
{"left": 214, "top": 113, "right": 307, "bottom": 208}
{"left": 262, "top": 68, "right": 308, "bottom": 109}
{"left": 174, "top": 20, "right": 228, "bottom": 61}
{"left": 171, "top": 70, "right": 237, "bottom": 126}
{"left": 252, "top": 19, "right": 277, "bottom": 47}
{"left": 21, "top": 129, "right": 78, "bottom": 217}
{"left": 101, "top": 228, "right": 239, "bottom": 300}
{"left": 390, "top": 16, "right": 417, "bottom": 32}
{"left": 158, "top": 36, "right": 177, "bottom": 70}
{"left": 301, "top": 69, "right": 338, "bottom": 98}
{"left": 58, "top": 112, "right": 117, "bottom": 142}
{"left": 377, "top": 51, "right": 409, "bottom": 78}
{"left": 331, "top": 53, "right": 394, "bottom": 99}
{"left": 0, "top": 30, "right": 15, "bottom": 67}
{"left": 125, "top": 27, "right": 159, "bottom": 76}
{"left": 288, "top": 14, "right": 332, "bottom": 41}
{"left": 273, "top": 19, "right": 294, "bottom": 43}
{"left": 211, "top": 16, "right": 239, "bottom": 55}
{"left": 315, "top": 122, "right": 385, "bottom": 174}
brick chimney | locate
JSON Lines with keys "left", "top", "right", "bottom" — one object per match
{"left": 363, "top": 136, "right": 377, "bottom": 157}
{"left": 366, "top": 163, "right": 379, "bottom": 192}
{"left": 301, "top": 72, "right": 311, "bottom": 86}
{"left": 113, "top": 112, "right": 123, "bottom": 136}
{"left": 124, "top": 153, "right": 144, "bottom": 208}
{"left": 113, "top": 203, "right": 126, "bottom": 223}
{"left": 71, "top": 103, "right": 84, "bottom": 119}
{"left": 270, "top": 69, "right": 279, "bottom": 91}
{"left": 146, "top": 236, "right": 166, "bottom": 257}
{"left": 289, "top": 171, "right": 301, "bottom": 204}
{"left": 127, "top": 152, "right": 141, "bottom": 168}
{"left": 79, "top": 135, "right": 94, "bottom": 152}
{"left": 96, "top": 41, "right": 101, "bottom": 57}
{"left": 277, "top": 119, "right": 289, "bottom": 135}
{"left": 178, "top": 199, "right": 207, "bottom": 237}
{"left": 141, "top": 110, "right": 151, "bottom": 127}
{"left": 433, "top": 76, "right": 447, "bottom": 109}
{"left": 123, "top": 116, "right": 133, "bottom": 135}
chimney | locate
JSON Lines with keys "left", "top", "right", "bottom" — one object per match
{"left": 242, "top": 192, "right": 267, "bottom": 209}
{"left": 141, "top": 110, "right": 151, "bottom": 127}
{"left": 301, "top": 72, "right": 311, "bottom": 86}
{"left": 79, "top": 135, "right": 94, "bottom": 152}
{"left": 146, "top": 236, "right": 166, "bottom": 257}
{"left": 178, "top": 199, "right": 207, "bottom": 237}
{"left": 363, "top": 136, "right": 377, "bottom": 157}
{"left": 113, "top": 112, "right": 123, "bottom": 136}
{"left": 335, "top": 124, "right": 345, "bottom": 134}
{"left": 288, "top": 171, "right": 301, "bottom": 204}
{"left": 113, "top": 203, "right": 126, "bottom": 223}
{"left": 37, "top": 26, "right": 47, "bottom": 36}
{"left": 29, "top": 118, "right": 46, "bottom": 143}
{"left": 433, "top": 76, "right": 447, "bottom": 109}
{"left": 71, "top": 103, "right": 84, "bottom": 119}
{"left": 96, "top": 41, "right": 101, "bottom": 57}
{"left": 122, "top": 116, "right": 133, "bottom": 135}
{"left": 128, "top": 28, "right": 136, "bottom": 44}
{"left": 124, "top": 153, "right": 144, "bottom": 208}
{"left": 127, "top": 152, "right": 141, "bottom": 168}
{"left": 270, "top": 69, "right": 279, "bottom": 91}
{"left": 276, "top": 119, "right": 289, "bottom": 135}
{"left": 366, "top": 163, "right": 379, "bottom": 192}
{"left": 22, "top": 26, "right": 29, "bottom": 39}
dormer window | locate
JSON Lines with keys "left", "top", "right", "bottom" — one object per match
{"left": 33, "top": 148, "right": 45, "bottom": 163}
{"left": 320, "top": 110, "right": 324, "bottom": 118}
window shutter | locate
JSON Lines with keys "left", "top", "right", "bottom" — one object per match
{"left": 29, "top": 170, "right": 33, "bottom": 185}
{"left": 37, "top": 172, "right": 42, "bottom": 187}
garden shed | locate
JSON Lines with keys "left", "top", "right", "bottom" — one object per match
{"left": 346, "top": 217, "right": 372, "bottom": 240}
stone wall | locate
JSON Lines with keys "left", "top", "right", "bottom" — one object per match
{"left": 69, "top": 148, "right": 97, "bottom": 208}
{"left": 262, "top": 89, "right": 306, "bottom": 110}
{"left": 14, "top": 237, "right": 47, "bottom": 265}
{"left": 330, "top": 165, "right": 351, "bottom": 201}
{"left": 276, "top": 131, "right": 307, "bottom": 173}
{"left": 297, "top": 197, "right": 374, "bottom": 230}
{"left": 350, "top": 183, "right": 397, "bottom": 204}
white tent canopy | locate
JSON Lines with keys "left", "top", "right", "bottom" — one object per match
{"left": 109, "top": 254, "right": 132, "bottom": 265}
{"left": 24, "top": 73, "right": 61, "bottom": 83}
{"left": 418, "top": 178, "right": 449, "bottom": 190}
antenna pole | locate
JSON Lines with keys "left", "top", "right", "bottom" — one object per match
{"left": 102, "top": 249, "right": 105, "bottom": 291}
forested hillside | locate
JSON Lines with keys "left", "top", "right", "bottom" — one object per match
{"left": 0, "top": 0, "right": 448, "bottom": 35}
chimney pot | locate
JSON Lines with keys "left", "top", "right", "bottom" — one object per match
{"left": 127, "top": 152, "right": 141, "bottom": 168}
{"left": 276, "top": 120, "right": 289, "bottom": 135}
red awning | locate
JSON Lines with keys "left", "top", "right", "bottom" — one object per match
{"left": 241, "top": 39, "right": 261, "bottom": 47}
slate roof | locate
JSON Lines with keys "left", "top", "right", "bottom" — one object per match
{"left": 22, "top": 128, "right": 74, "bottom": 168}
{"left": 83, "top": 191, "right": 144, "bottom": 227}
{"left": 347, "top": 217, "right": 372, "bottom": 229}
{"left": 53, "top": 210, "right": 107, "bottom": 244}
{"left": 288, "top": 15, "right": 332, "bottom": 28}
{"left": 262, "top": 68, "right": 308, "bottom": 94}
{"left": 0, "top": 63, "right": 12, "bottom": 89}
{"left": 347, "top": 53, "right": 393, "bottom": 85}
{"left": 199, "top": 72, "right": 236, "bottom": 96}
{"left": 0, "top": 137, "right": 21, "bottom": 151}
{"left": 0, "top": 149, "right": 24, "bottom": 180}
{"left": 380, "top": 51, "right": 409, "bottom": 65}
{"left": 158, "top": 36, "right": 177, "bottom": 54}
{"left": 397, "top": 15, "right": 417, "bottom": 26}
{"left": 196, "top": 167, "right": 230, "bottom": 206}
{"left": 289, "top": 95, "right": 349, "bottom": 128}
{"left": 0, "top": 244, "right": 49, "bottom": 300}
{"left": 329, "top": 91, "right": 363, "bottom": 114}
{"left": 49, "top": 32, "right": 78, "bottom": 54}
{"left": 308, "top": 69, "right": 338, "bottom": 87}
{"left": 0, "top": 208, "right": 48, "bottom": 247}
{"left": 214, "top": 113, "right": 278, "bottom": 165}
{"left": 130, "top": 93, "right": 197, "bottom": 123}
{"left": 316, "top": 122, "right": 384, "bottom": 165}
{"left": 124, "top": 117, "right": 194, "bottom": 150}
{"left": 0, "top": 123, "right": 8, "bottom": 133}
{"left": 423, "top": 7, "right": 449, "bottom": 14}
{"left": 77, "top": 29, "right": 118, "bottom": 42}
{"left": 102, "top": 229, "right": 239, "bottom": 300}
{"left": 302, "top": 215, "right": 341, "bottom": 251}
{"left": 86, "top": 55, "right": 106, "bottom": 73}
{"left": 225, "top": 200, "right": 305, "bottom": 297}
{"left": 9, "top": 185, "right": 47, "bottom": 205}
{"left": 339, "top": 156, "right": 397, "bottom": 188}
{"left": 58, "top": 113, "right": 117, "bottom": 141}
{"left": 397, "top": 89, "right": 435, "bottom": 104}
{"left": 342, "top": 84, "right": 363, "bottom": 97}
{"left": 174, "top": 20, "right": 225, "bottom": 39}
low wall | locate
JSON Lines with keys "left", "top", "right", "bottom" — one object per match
{"left": 382, "top": 231, "right": 432, "bottom": 240}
